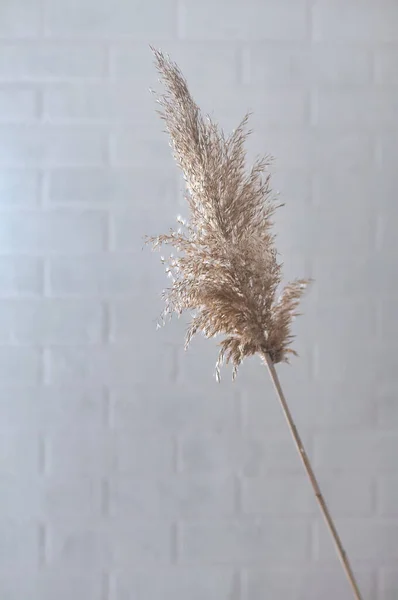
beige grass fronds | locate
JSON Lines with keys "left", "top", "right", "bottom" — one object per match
{"left": 147, "top": 48, "right": 309, "bottom": 380}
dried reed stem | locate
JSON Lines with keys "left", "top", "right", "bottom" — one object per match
{"left": 263, "top": 352, "right": 363, "bottom": 600}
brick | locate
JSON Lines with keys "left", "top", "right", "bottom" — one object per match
{"left": 108, "top": 475, "right": 235, "bottom": 519}
{"left": 286, "top": 300, "right": 376, "bottom": 363}
{"left": 378, "top": 215, "right": 398, "bottom": 254}
{"left": 312, "top": 204, "right": 374, "bottom": 255}
{"left": 0, "top": 299, "right": 104, "bottom": 344}
{"left": 314, "top": 519, "right": 398, "bottom": 561}
{"left": 378, "top": 300, "right": 398, "bottom": 344}
{"left": 243, "top": 377, "right": 377, "bottom": 434}
{"left": 0, "top": 0, "right": 40, "bottom": 37}
{"left": 0, "top": 87, "right": 38, "bottom": 121}
{"left": 46, "top": 520, "right": 110, "bottom": 570}
{"left": 312, "top": 0, "right": 398, "bottom": 42}
{"left": 312, "top": 255, "right": 397, "bottom": 303}
{"left": 379, "top": 133, "right": 398, "bottom": 172}
{"left": 179, "top": 0, "right": 308, "bottom": 41}
{"left": 249, "top": 130, "right": 373, "bottom": 172}
{"left": 314, "top": 383, "right": 377, "bottom": 430}
{"left": 320, "top": 342, "right": 379, "bottom": 390}
{"left": 44, "top": 0, "right": 176, "bottom": 38}
{"left": 374, "top": 171, "right": 398, "bottom": 214}
{"left": 0, "top": 43, "right": 107, "bottom": 79}
{"left": 314, "top": 433, "right": 398, "bottom": 471}
{"left": 0, "top": 385, "right": 105, "bottom": 429}
{"left": 51, "top": 524, "right": 114, "bottom": 572}
{"left": 174, "top": 336, "right": 236, "bottom": 388}
{"left": 0, "top": 431, "right": 40, "bottom": 475}
{"left": 43, "top": 84, "right": 156, "bottom": 130}
{"left": 236, "top": 338, "right": 312, "bottom": 392}
{"left": 0, "top": 211, "right": 106, "bottom": 254}
{"left": 113, "top": 433, "right": 174, "bottom": 475}
{"left": 277, "top": 253, "right": 311, "bottom": 292}
{"left": 244, "top": 42, "right": 371, "bottom": 85}
{"left": 375, "top": 47, "right": 398, "bottom": 84}
{"left": 0, "top": 347, "right": 41, "bottom": 384}
{"left": 377, "top": 210, "right": 398, "bottom": 255}
{"left": 306, "top": 303, "right": 377, "bottom": 358}
{"left": 203, "top": 88, "right": 309, "bottom": 132}
{"left": 241, "top": 474, "right": 315, "bottom": 516}
{"left": 377, "top": 476, "right": 398, "bottom": 516}
{"left": 179, "top": 433, "right": 250, "bottom": 475}
{"left": 312, "top": 170, "right": 380, "bottom": 213}
{"left": 110, "top": 207, "right": 182, "bottom": 252}
{"left": 314, "top": 88, "right": 398, "bottom": 127}
{"left": 46, "top": 343, "right": 174, "bottom": 385}
{"left": 110, "top": 133, "right": 172, "bottom": 168}
{"left": 110, "top": 568, "right": 236, "bottom": 600}
{"left": 0, "top": 575, "right": 35, "bottom": 600}
{"left": 179, "top": 431, "right": 312, "bottom": 476}
{"left": 318, "top": 475, "right": 373, "bottom": 518}
{"left": 47, "top": 519, "right": 172, "bottom": 569}
{"left": 38, "top": 572, "right": 105, "bottom": 600}
{"left": 272, "top": 170, "right": 312, "bottom": 207}
{"left": 379, "top": 568, "right": 398, "bottom": 600}
{"left": 48, "top": 256, "right": 150, "bottom": 296}
{"left": 110, "top": 293, "right": 173, "bottom": 345}
{"left": 0, "top": 257, "right": 42, "bottom": 295}
{"left": 308, "top": 132, "right": 374, "bottom": 169}
{"left": 0, "top": 473, "right": 103, "bottom": 519}
{"left": 0, "top": 521, "right": 39, "bottom": 572}
{"left": 241, "top": 373, "right": 303, "bottom": 433}
{"left": 0, "top": 170, "right": 40, "bottom": 205}
{"left": 241, "top": 473, "right": 373, "bottom": 516}
{"left": 110, "top": 208, "right": 177, "bottom": 251}
{"left": 312, "top": 335, "right": 376, "bottom": 383}
{"left": 110, "top": 383, "right": 239, "bottom": 433}
{"left": 0, "top": 126, "right": 107, "bottom": 167}
{"left": 180, "top": 519, "right": 310, "bottom": 563}
{"left": 110, "top": 42, "right": 241, "bottom": 86}
{"left": 47, "top": 429, "right": 173, "bottom": 476}
{"left": 266, "top": 199, "right": 312, "bottom": 256}
{"left": 273, "top": 193, "right": 374, "bottom": 256}
{"left": 0, "top": 572, "right": 104, "bottom": 600}
{"left": 113, "top": 523, "right": 173, "bottom": 567}
{"left": 47, "top": 167, "right": 177, "bottom": 206}
{"left": 242, "top": 567, "right": 374, "bottom": 600}
{"left": 109, "top": 297, "right": 183, "bottom": 344}
{"left": 377, "top": 390, "right": 398, "bottom": 428}
{"left": 179, "top": 331, "right": 276, "bottom": 388}
{"left": 46, "top": 428, "right": 114, "bottom": 477}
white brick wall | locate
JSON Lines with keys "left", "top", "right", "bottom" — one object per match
{"left": 0, "top": 0, "right": 397, "bottom": 598}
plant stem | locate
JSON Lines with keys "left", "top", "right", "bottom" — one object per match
{"left": 262, "top": 352, "right": 363, "bottom": 600}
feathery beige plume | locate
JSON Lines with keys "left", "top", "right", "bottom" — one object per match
{"left": 148, "top": 48, "right": 309, "bottom": 380}
{"left": 146, "top": 49, "right": 364, "bottom": 600}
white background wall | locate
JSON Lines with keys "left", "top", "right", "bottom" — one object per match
{"left": 0, "top": 0, "right": 398, "bottom": 598}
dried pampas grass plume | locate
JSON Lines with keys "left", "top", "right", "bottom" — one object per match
{"left": 148, "top": 47, "right": 309, "bottom": 380}
{"left": 146, "top": 48, "right": 363, "bottom": 600}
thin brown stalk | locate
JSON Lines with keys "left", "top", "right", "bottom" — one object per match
{"left": 146, "top": 47, "right": 363, "bottom": 599}
{"left": 263, "top": 353, "right": 363, "bottom": 600}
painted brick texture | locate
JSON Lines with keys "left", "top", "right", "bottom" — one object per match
{"left": 0, "top": 0, "right": 397, "bottom": 598}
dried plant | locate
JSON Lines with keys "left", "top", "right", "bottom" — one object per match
{"left": 146, "top": 48, "right": 363, "bottom": 600}
{"left": 148, "top": 48, "right": 308, "bottom": 380}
